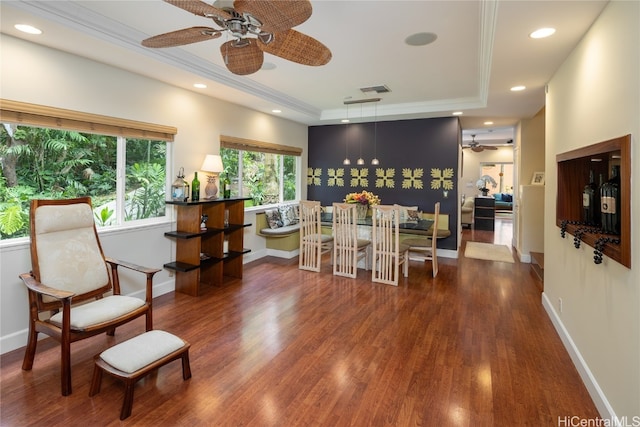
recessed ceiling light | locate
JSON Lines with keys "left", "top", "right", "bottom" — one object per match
{"left": 193, "top": 83, "right": 207, "bottom": 89}
{"left": 272, "top": 109, "right": 281, "bottom": 113}
{"left": 529, "top": 27, "right": 556, "bottom": 39}
{"left": 341, "top": 119, "right": 350, "bottom": 123}
{"left": 452, "top": 111, "right": 463, "bottom": 116}
{"left": 510, "top": 85, "right": 526, "bottom": 91}
{"left": 405, "top": 32, "right": 438, "bottom": 46}
{"left": 15, "top": 24, "right": 42, "bottom": 35}
{"left": 484, "top": 121, "right": 494, "bottom": 125}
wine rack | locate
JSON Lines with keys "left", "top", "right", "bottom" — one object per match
{"left": 556, "top": 135, "right": 631, "bottom": 268}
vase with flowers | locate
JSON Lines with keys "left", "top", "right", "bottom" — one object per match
{"left": 344, "top": 190, "right": 381, "bottom": 219}
{"left": 476, "top": 175, "right": 498, "bottom": 197}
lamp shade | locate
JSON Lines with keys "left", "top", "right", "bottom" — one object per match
{"left": 201, "top": 154, "right": 224, "bottom": 173}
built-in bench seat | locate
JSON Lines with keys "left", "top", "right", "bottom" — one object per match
{"left": 256, "top": 211, "right": 301, "bottom": 252}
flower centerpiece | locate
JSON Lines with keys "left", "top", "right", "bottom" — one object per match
{"left": 476, "top": 175, "right": 498, "bottom": 196}
{"left": 344, "top": 190, "right": 380, "bottom": 219}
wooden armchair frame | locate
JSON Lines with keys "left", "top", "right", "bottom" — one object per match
{"left": 19, "top": 197, "right": 160, "bottom": 396}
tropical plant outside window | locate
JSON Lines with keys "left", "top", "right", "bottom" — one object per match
{"left": 0, "top": 123, "right": 167, "bottom": 240}
{"left": 220, "top": 147, "right": 298, "bottom": 208}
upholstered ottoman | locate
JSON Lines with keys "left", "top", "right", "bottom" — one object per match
{"left": 89, "top": 330, "right": 191, "bottom": 420}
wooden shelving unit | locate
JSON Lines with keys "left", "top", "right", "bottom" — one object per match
{"left": 164, "top": 197, "right": 251, "bottom": 296}
{"left": 474, "top": 197, "right": 495, "bottom": 231}
{"left": 556, "top": 135, "right": 631, "bottom": 268}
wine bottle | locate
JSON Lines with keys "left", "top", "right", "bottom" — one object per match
{"left": 600, "top": 165, "right": 620, "bottom": 234}
{"left": 582, "top": 170, "right": 598, "bottom": 225}
{"left": 191, "top": 171, "right": 200, "bottom": 202}
{"left": 223, "top": 174, "right": 231, "bottom": 198}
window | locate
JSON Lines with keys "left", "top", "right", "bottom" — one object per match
{"left": 480, "top": 162, "right": 514, "bottom": 195}
{"left": 220, "top": 135, "right": 301, "bottom": 208}
{"left": 0, "top": 100, "right": 175, "bottom": 240}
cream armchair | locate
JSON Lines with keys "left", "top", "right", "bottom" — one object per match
{"left": 461, "top": 197, "right": 474, "bottom": 227}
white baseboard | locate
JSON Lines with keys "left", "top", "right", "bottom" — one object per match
{"left": 0, "top": 279, "right": 175, "bottom": 355}
{"left": 541, "top": 292, "right": 616, "bottom": 420}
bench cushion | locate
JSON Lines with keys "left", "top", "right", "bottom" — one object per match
{"left": 100, "top": 330, "right": 186, "bottom": 374}
{"left": 259, "top": 224, "right": 300, "bottom": 236}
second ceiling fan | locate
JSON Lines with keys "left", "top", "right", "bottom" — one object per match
{"left": 142, "top": 0, "right": 332, "bottom": 76}
{"left": 463, "top": 134, "right": 498, "bottom": 152}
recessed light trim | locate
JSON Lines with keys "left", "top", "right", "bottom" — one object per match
{"left": 484, "top": 121, "right": 494, "bottom": 125}
{"left": 530, "top": 27, "right": 556, "bottom": 39}
{"left": 15, "top": 24, "right": 42, "bottom": 35}
{"left": 405, "top": 32, "right": 438, "bottom": 47}
{"left": 193, "top": 83, "right": 207, "bottom": 89}
{"left": 341, "top": 119, "right": 350, "bottom": 123}
{"left": 510, "top": 85, "right": 526, "bottom": 91}
{"left": 452, "top": 111, "right": 463, "bottom": 116}
{"left": 272, "top": 109, "right": 281, "bottom": 113}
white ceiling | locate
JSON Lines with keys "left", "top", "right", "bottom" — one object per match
{"left": 0, "top": 0, "right": 607, "bottom": 145}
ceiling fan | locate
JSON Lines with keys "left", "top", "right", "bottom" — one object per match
{"left": 463, "top": 134, "right": 498, "bottom": 152}
{"left": 141, "top": 0, "right": 332, "bottom": 76}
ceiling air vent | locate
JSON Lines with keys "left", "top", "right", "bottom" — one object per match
{"left": 360, "top": 85, "right": 391, "bottom": 94}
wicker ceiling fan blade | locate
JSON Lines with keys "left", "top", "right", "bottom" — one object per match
{"left": 142, "top": 27, "right": 221, "bottom": 48}
{"left": 220, "top": 39, "right": 264, "bottom": 75}
{"left": 234, "top": 0, "right": 312, "bottom": 33}
{"left": 164, "top": 0, "right": 232, "bottom": 20}
{"left": 471, "top": 146, "right": 484, "bottom": 152}
{"left": 258, "top": 29, "right": 331, "bottom": 66}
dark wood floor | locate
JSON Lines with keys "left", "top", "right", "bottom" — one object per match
{"left": 1, "top": 219, "right": 600, "bottom": 426}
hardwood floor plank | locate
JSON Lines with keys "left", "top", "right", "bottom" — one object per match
{"left": 1, "top": 223, "right": 599, "bottom": 426}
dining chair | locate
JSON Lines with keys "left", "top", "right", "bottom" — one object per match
{"left": 298, "top": 200, "right": 333, "bottom": 272}
{"left": 332, "top": 203, "right": 371, "bottom": 278}
{"left": 371, "top": 205, "right": 409, "bottom": 286}
{"left": 19, "top": 197, "right": 160, "bottom": 396}
{"left": 403, "top": 202, "right": 440, "bottom": 277}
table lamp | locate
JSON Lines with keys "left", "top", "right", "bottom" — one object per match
{"left": 200, "top": 154, "right": 224, "bottom": 199}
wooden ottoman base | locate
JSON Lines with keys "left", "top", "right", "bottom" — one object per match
{"left": 89, "top": 330, "right": 191, "bottom": 420}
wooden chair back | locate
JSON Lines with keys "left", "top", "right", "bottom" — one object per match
{"left": 298, "top": 200, "right": 332, "bottom": 272}
{"left": 332, "top": 203, "right": 370, "bottom": 278}
{"left": 371, "top": 205, "right": 409, "bottom": 286}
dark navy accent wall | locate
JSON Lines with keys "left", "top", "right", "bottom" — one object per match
{"left": 308, "top": 117, "right": 460, "bottom": 250}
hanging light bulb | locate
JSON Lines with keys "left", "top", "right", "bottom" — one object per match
{"left": 371, "top": 102, "right": 380, "bottom": 165}
{"left": 356, "top": 104, "right": 365, "bottom": 165}
{"left": 343, "top": 104, "right": 351, "bottom": 165}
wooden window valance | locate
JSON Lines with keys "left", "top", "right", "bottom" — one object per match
{"left": 221, "top": 135, "right": 302, "bottom": 156}
{"left": 0, "top": 99, "right": 177, "bottom": 142}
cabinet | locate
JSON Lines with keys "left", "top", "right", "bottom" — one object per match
{"left": 474, "top": 197, "right": 495, "bottom": 231}
{"left": 164, "top": 197, "right": 251, "bottom": 296}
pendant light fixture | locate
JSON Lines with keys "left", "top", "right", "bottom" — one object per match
{"left": 371, "top": 102, "right": 380, "bottom": 165}
{"left": 343, "top": 103, "right": 351, "bottom": 165}
{"left": 356, "top": 104, "right": 365, "bottom": 165}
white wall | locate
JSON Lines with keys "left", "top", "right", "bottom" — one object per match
{"left": 514, "top": 108, "right": 545, "bottom": 261}
{"left": 543, "top": 1, "right": 639, "bottom": 419}
{"left": 0, "top": 35, "right": 308, "bottom": 354}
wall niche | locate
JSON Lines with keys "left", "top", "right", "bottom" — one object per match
{"left": 556, "top": 134, "right": 631, "bottom": 268}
